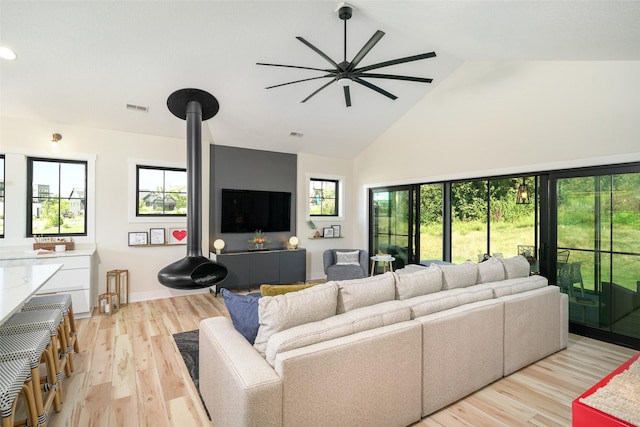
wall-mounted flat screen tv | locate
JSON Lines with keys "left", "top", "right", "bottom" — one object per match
{"left": 221, "top": 189, "right": 292, "bottom": 233}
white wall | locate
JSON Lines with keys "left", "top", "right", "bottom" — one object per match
{"left": 353, "top": 61, "right": 640, "bottom": 248}
{"left": 1, "top": 115, "right": 212, "bottom": 301}
{"left": 297, "top": 153, "right": 354, "bottom": 280}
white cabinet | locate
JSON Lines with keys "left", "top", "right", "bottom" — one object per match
{"left": 0, "top": 247, "right": 96, "bottom": 318}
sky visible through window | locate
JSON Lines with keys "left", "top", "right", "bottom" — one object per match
{"left": 32, "top": 160, "right": 86, "bottom": 196}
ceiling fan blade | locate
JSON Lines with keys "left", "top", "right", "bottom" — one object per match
{"left": 354, "top": 73, "right": 433, "bottom": 83}
{"left": 296, "top": 37, "right": 340, "bottom": 69}
{"left": 257, "top": 62, "right": 334, "bottom": 73}
{"left": 353, "top": 77, "right": 397, "bottom": 100}
{"left": 347, "top": 30, "right": 385, "bottom": 71}
{"left": 301, "top": 79, "right": 336, "bottom": 103}
{"left": 355, "top": 52, "right": 436, "bottom": 73}
{"left": 265, "top": 75, "right": 335, "bottom": 89}
{"left": 343, "top": 85, "right": 352, "bottom": 107}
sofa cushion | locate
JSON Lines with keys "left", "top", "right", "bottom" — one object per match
{"left": 260, "top": 283, "right": 316, "bottom": 296}
{"left": 405, "top": 285, "right": 494, "bottom": 318}
{"left": 335, "top": 250, "right": 361, "bottom": 265}
{"left": 221, "top": 289, "right": 261, "bottom": 344}
{"left": 264, "top": 300, "right": 410, "bottom": 366}
{"left": 393, "top": 265, "right": 442, "bottom": 300}
{"left": 438, "top": 262, "right": 479, "bottom": 290}
{"left": 253, "top": 282, "right": 339, "bottom": 357}
{"left": 477, "top": 257, "right": 505, "bottom": 284}
{"left": 499, "top": 255, "right": 531, "bottom": 279}
{"left": 335, "top": 272, "right": 396, "bottom": 314}
{"left": 486, "top": 275, "right": 548, "bottom": 298}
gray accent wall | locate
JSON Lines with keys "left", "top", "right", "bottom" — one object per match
{"left": 210, "top": 145, "right": 297, "bottom": 252}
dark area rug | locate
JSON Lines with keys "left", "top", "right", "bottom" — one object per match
{"left": 173, "top": 329, "right": 211, "bottom": 420}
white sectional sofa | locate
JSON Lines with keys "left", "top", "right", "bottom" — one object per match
{"left": 199, "top": 256, "right": 569, "bottom": 427}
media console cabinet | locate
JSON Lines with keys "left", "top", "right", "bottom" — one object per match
{"left": 210, "top": 248, "right": 306, "bottom": 295}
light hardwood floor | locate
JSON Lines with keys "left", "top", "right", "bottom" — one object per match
{"left": 47, "top": 292, "right": 637, "bottom": 427}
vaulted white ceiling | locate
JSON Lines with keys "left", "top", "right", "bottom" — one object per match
{"left": 2, "top": 1, "right": 640, "bottom": 158}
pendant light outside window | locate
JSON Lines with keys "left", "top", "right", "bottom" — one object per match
{"left": 516, "top": 178, "right": 531, "bottom": 205}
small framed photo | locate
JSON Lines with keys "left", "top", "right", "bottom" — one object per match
{"left": 331, "top": 225, "right": 341, "bottom": 238}
{"left": 323, "top": 227, "right": 334, "bottom": 238}
{"left": 168, "top": 228, "right": 188, "bottom": 245}
{"left": 128, "top": 232, "right": 148, "bottom": 246}
{"left": 150, "top": 228, "right": 166, "bottom": 245}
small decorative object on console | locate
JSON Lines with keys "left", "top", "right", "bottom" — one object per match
{"left": 249, "top": 229, "right": 270, "bottom": 250}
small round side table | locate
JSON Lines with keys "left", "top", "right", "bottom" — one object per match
{"left": 370, "top": 255, "right": 396, "bottom": 276}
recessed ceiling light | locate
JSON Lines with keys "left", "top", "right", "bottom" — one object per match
{"left": 289, "top": 131, "right": 304, "bottom": 138}
{"left": 0, "top": 47, "right": 17, "bottom": 61}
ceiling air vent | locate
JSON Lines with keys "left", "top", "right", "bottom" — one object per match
{"left": 125, "top": 103, "right": 149, "bottom": 112}
{"left": 289, "top": 131, "right": 304, "bottom": 138}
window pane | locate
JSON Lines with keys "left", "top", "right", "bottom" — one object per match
{"left": 489, "top": 177, "right": 536, "bottom": 260}
{"left": 419, "top": 184, "right": 443, "bottom": 261}
{"left": 309, "top": 178, "right": 338, "bottom": 217}
{"left": 29, "top": 158, "right": 86, "bottom": 236}
{"left": 137, "top": 166, "right": 187, "bottom": 216}
{"left": 451, "top": 180, "right": 488, "bottom": 263}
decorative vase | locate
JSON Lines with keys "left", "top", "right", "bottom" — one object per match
{"left": 254, "top": 242, "right": 264, "bottom": 250}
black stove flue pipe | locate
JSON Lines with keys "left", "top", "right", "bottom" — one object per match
{"left": 158, "top": 88, "right": 228, "bottom": 289}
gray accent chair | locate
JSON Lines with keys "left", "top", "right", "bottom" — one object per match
{"left": 323, "top": 249, "right": 368, "bottom": 281}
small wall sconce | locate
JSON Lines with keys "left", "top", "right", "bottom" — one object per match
{"left": 287, "top": 236, "right": 299, "bottom": 250}
{"left": 51, "top": 133, "right": 62, "bottom": 145}
{"left": 213, "top": 239, "right": 225, "bottom": 254}
{"left": 516, "top": 178, "right": 531, "bottom": 205}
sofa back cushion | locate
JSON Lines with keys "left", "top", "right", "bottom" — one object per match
{"left": 406, "top": 286, "right": 494, "bottom": 318}
{"left": 264, "top": 300, "right": 410, "bottom": 366}
{"left": 499, "top": 255, "right": 531, "bottom": 279}
{"left": 393, "top": 265, "right": 442, "bottom": 300}
{"left": 477, "top": 257, "right": 505, "bottom": 284}
{"left": 253, "top": 282, "right": 339, "bottom": 357}
{"left": 439, "top": 262, "right": 479, "bottom": 290}
{"left": 336, "top": 272, "right": 396, "bottom": 314}
{"left": 488, "top": 275, "right": 548, "bottom": 298}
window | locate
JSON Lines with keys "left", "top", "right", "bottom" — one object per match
{"left": 27, "top": 157, "right": 87, "bottom": 236}
{"left": 309, "top": 178, "right": 339, "bottom": 217}
{"left": 0, "top": 155, "right": 4, "bottom": 238}
{"left": 136, "top": 165, "right": 187, "bottom": 217}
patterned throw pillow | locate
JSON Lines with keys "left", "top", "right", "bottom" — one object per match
{"left": 335, "top": 250, "right": 360, "bottom": 265}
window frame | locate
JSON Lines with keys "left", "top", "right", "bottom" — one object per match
{"left": 309, "top": 177, "right": 340, "bottom": 218}
{"left": 26, "top": 156, "right": 88, "bottom": 237}
{"left": 135, "top": 164, "right": 188, "bottom": 218}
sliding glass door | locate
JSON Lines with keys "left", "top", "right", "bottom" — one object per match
{"left": 551, "top": 167, "right": 640, "bottom": 346}
{"left": 370, "top": 186, "right": 415, "bottom": 273}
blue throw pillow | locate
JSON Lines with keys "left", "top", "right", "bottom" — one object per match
{"left": 221, "top": 288, "right": 261, "bottom": 344}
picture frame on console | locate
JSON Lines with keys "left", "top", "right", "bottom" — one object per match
{"left": 331, "top": 225, "right": 341, "bottom": 238}
{"left": 323, "top": 227, "right": 334, "bottom": 238}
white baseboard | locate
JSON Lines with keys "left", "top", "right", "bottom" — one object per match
{"left": 129, "top": 287, "right": 212, "bottom": 303}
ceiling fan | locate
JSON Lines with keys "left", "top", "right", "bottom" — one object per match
{"left": 257, "top": 2, "right": 436, "bottom": 107}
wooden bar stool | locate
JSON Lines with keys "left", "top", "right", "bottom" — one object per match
{"left": 0, "top": 358, "right": 39, "bottom": 427}
{"left": 22, "top": 293, "right": 80, "bottom": 360}
{"left": 0, "top": 309, "right": 69, "bottom": 386}
{"left": 0, "top": 330, "right": 62, "bottom": 425}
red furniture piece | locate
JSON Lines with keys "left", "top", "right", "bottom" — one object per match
{"left": 572, "top": 352, "right": 640, "bottom": 427}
